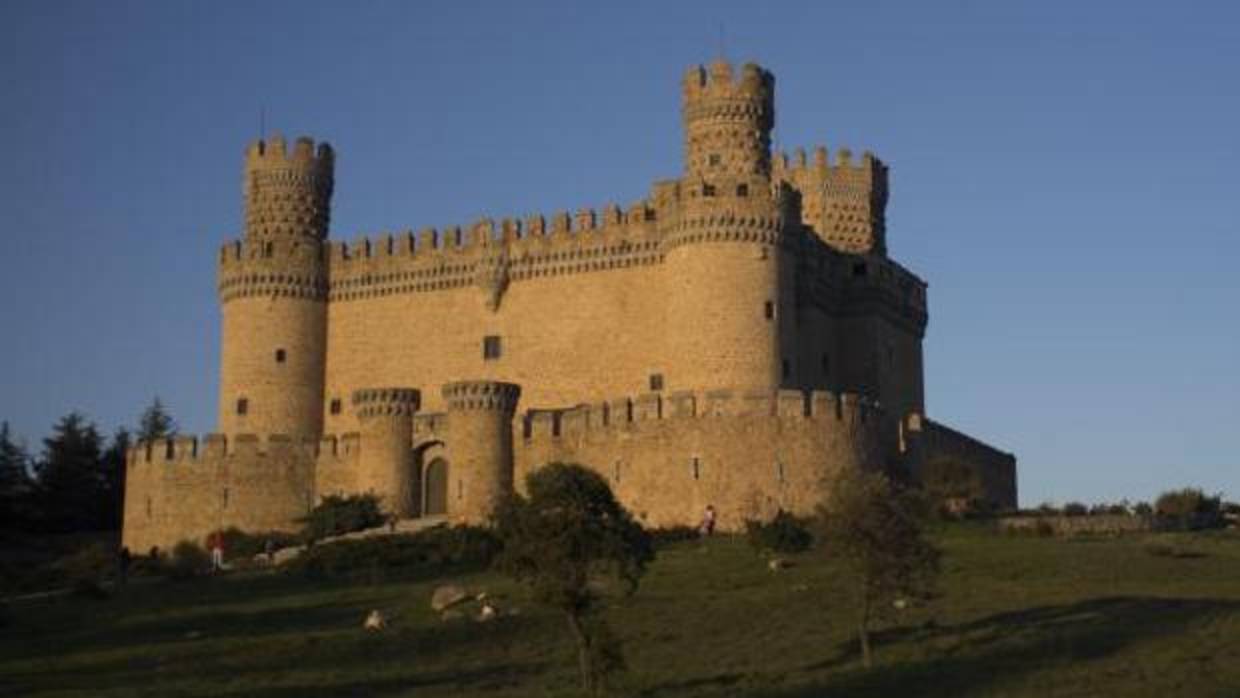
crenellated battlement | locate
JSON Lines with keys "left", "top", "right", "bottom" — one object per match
{"left": 322, "top": 201, "right": 664, "bottom": 302}
{"left": 444, "top": 381, "right": 522, "bottom": 413}
{"left": 773, "top": 144, "right": 888, "bottom": 254}
{"left": 521, "top": 388, "right": 881, "bottom": 442}
{"left": 681, "top": 60, "right": 774, "bottom": 123}
{"left": 353, "top": 388, "right": 421, "bottom": 418}
{"left": 128, "top": 433, "right": 326, "bottom": 465}
{"left": 216, "top": 237, "right": 328, "bottom": 302}
{"left": 245, "top": 134, "right": 334, "bottom": 172}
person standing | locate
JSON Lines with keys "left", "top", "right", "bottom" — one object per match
{"left": 699, "top": 505, "right": 717, "bottom": 536}
{"left": 209, "top": 531, "right": 225, "bottom": 571}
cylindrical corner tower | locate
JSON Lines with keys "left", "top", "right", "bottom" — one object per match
{"left": 442, "top": 380, "right": 521, "bottom": 525}
{"left": 353, "top": 388, "right": 421, "bottom": 517}
{"left": 664, "top": 60, "right": 788, "bottom": 393}
{"left": 217, "top": 135, "right": 333, "bottom": 437}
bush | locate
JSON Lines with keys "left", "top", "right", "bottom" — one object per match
{"left": 1034, "top": 519, "right": 1055, "bottom": 537}
{"left": 300, "top": 494, "right": 387, "bottom": 541}
{"left": 647, "top": 526, "right": 700, "bottom": 548}
{"left": 168, "top": 541, "right": 209, "bottom": 581}
{"left": 1062, "top": 502, "right": 1088, "bottom": 517}
{"left": 55, "top": 542, "right": 115, "bottom": 592}
{"left": 284, "top": 525, "right": 500, "bottom": 580}
{"left": 215, "top": 527, "right": 303, "bottom": 559}
{"left": 1133, "top": 501, "right": 1154, "bottom": 517}
{"left": 1155, "top": 488, "right": 1223, "bottom": 530}
{"left": 746, "top": 510, "right": 813, "bottom": 554}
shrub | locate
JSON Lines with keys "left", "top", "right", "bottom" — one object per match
{"left": 168, "top": 541, "right": 209, "bottom": 581}
{"left": 1034, "top": 519, "right": 1055, "bottom": 537}
{"left": 1133, "top": 501, "right": 1154, "bottom": 517}
{"left": 746, "top": 510, "right": 813, "bottom": 554}
{"left": 300, "top": 494, "right": 386, "bottom": 541}
{"left": 55, "top": 542, "right": 115, "bottom": 592}
{"left": 647, "top": 526, "right": 700, "bottom": 548}
{"left": 1062, "top": 502, "right": 1088, "bottom": 517}
{"left": 284, "top": 525, "right": 500, "bottom": 580}
{"left": 215, "top": 527, "right": 303, "bottom": 559}
{"left": 1155, "top": 488, "right": 1223, "bottom": 530}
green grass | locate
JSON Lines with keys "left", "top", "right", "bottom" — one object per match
{"left": 3, "top": 525, "right": 1240, "bottom": 697}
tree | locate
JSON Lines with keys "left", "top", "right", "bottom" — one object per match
{"left": 33, "top": 413, "right": 110, "bottom": 532}
{"left": 1154, "top": 487, "right": 1223, "bottom": 529}
{"left": 493, "top": 463, "right": 653, "bottom": 695}
{"left": 816, "top": 467, "right": 940, "bottom": 669}
{"left": 137, "top": 397, "right": 177, "bottom": 441}
{"left": 0, "top": 422, "right": 33, "bottom": 527}
{"left": 101, "top": 427, "right": 132, "bottom": 530}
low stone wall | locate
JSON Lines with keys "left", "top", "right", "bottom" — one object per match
{"left": 997, "top": 513, "right": 1227, "bottom": 537}
{"left": 999, "top": 514, "right": 1154, "bottom": 537}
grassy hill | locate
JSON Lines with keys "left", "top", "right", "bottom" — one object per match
{"left": 3, "top": 525, "right": 1239, "bottom": 697}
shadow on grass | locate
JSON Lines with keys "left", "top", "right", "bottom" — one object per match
{"left": 5, "top": 606, "right": 548, "bottom": 698}
{"left": 618, "top": 595, "right": 1240, "bottom": 698}
{"left": 741, "top": 596, "right": 1240, "bottom": 698}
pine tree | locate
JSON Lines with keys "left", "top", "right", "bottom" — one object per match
{"left": 34, "top": 413, "right": 108, "bottom": 532}
{"left": 100, "top": 427, "right": 132, "bottom": 531}
{"left": 0, "top": 421, "right": 33, "bottom": 527}
{"left": 137, "top": 397, "right": 177, "bottom": 441}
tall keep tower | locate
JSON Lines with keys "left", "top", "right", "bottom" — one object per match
{"left": 664, "top": 61, "right": 789, "bottom": 393}
{"left": 216, "top": 135, "right": 333, "bottom": 437}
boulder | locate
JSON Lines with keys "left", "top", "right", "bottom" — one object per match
{"left": 363, "top": 609, "right": 387, "bottom": 631}
{"left": 431, "top": 584, "right": 469, "bottom": 612}
{"left": 272, "top": 546, "right": 304, "bottom": 566}
{"left": 768, "top": 558, "right": 793, "bottom": 571}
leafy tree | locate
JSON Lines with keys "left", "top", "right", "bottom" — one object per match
{"left": 33, "top": 413, "right": 110, "bottom": 532}
{"left": 137, "top": 397, "right": 177, "bottom": 441}
{"left": 816, "top": 468, "right": 940, "bottom": 669}
{"left": 0, "top": 422, "right": 33, "bottom": 527}
{"left": 494, "top": 463, "right": 653, "bottom": 695}
{"left": 1154, "top": 487, "right": 1222, "bottom": 529}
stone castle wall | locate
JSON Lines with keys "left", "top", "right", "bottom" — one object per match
{"left": 121, "top": 435, "right": 322, "bottom": 553}
{"left": 916, "top": 416, "right": 1018, "bottom": 509}
{"left": 514, "top": 389, "right": 888, "bottom": 531}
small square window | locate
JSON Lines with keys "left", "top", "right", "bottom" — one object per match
{"left": 764, "top": 301, "right": 775, "bottom": 320}
{"left": 275, "top": 348, "right": 286, "bottom": 363}
{"left": 483, "top": 335, "right": 502, "bottom": 360}
{"left": 853, "top": 263, "right": 868, "bottom": 277}
{"left": 236, "top": 398, "right": 248, "bottom": 415}
{"left": 649, "top": 373, "right": 664, "bottom": 391}
{"left": 702, "top": 184, "right": 716, "bottom": 197}
{"left": 708, "top": 153, "right": 721, "bottom": 167}
{"left": 736, "top": 183, "right": 749, "bottom": 197}
{"left": 330, "top": 398, "right": 342, "bottom": 415}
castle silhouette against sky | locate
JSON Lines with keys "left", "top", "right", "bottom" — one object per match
{"left": 123, "top": 59, "right": 1015, "bottom": 551}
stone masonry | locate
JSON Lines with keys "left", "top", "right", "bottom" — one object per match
{"left": 122, "top": 59, "right": 1017, "bottom": 552}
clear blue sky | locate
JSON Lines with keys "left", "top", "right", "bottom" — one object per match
{"left": 1, "top": 1, "right": 1236, "bottom": 506}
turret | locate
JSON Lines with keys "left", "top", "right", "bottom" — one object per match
{"left": 663, "top": 61, "right": 790, "bottom": 393}
{"left": 243, "top": 134, "right": 334, "bottom": 241}
{"left": 216, "top": 135, "right": 332, "bottom": 437}
{"left": 353, "top": 388, "right": 420, "bottom": 517}
{"left": 681, "top": 60, "right": 774, "bottom": 181}
{"left": 442, "top": 380, "right": 521, "bottom": 525}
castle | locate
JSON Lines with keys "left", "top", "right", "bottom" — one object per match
{"left": 122, "top": 60, "right": 1016, "bottom": 552}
